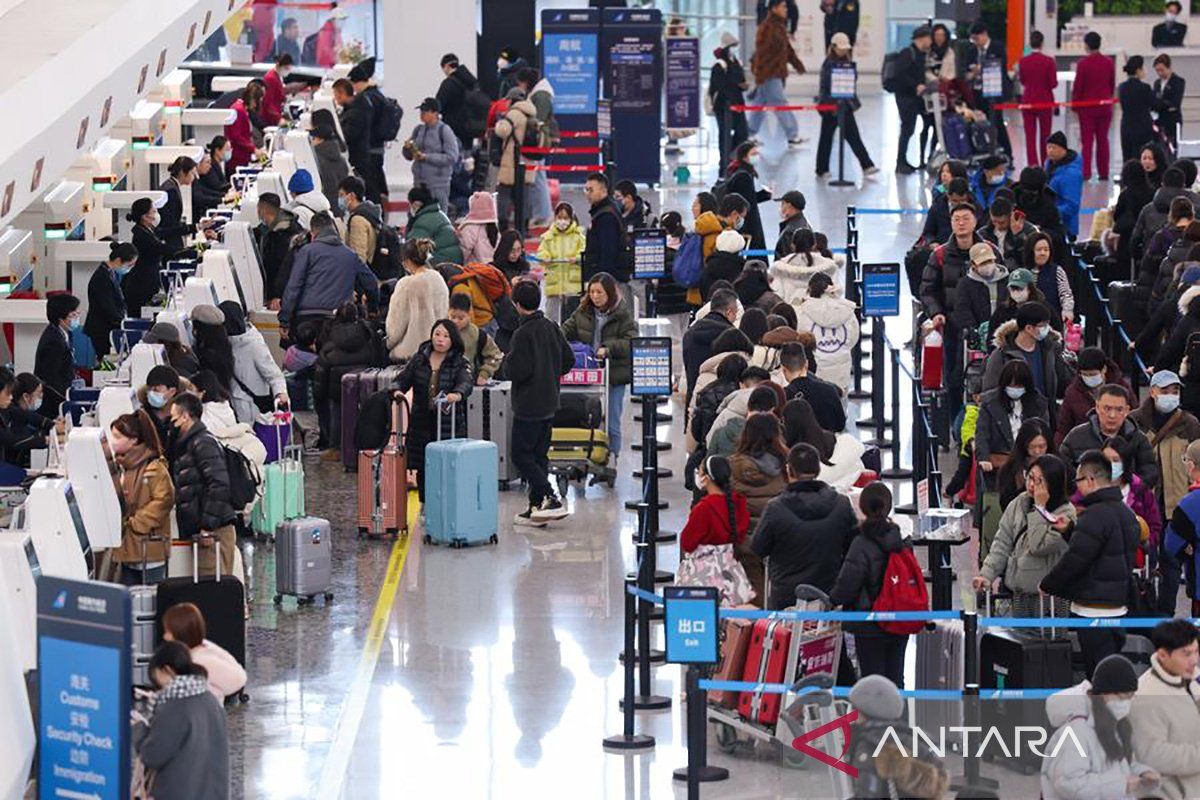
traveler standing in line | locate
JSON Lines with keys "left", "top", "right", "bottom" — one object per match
{"left": 405, "top": 97, "right": 460, "bottom": 215}
{"left": 1056, "top": 347, "right": 1130, "bottom": 448}
{"left": 448, "top": 293, "right": 502, "bottom": 385}
{"left": 84, "top": 241, "right": 136, "bottom": 360}
{"left": 220, "top": 301, "right": 288, "bottom": 424}
{"left": 435, "top": 53, "right": 482, "bottom": 147}
{"left": 582, "top": 172, "right": 629, "bottom": 285}
{"left": 815, "top": 33, "right": 877, "bottom": 180}
{"left": 1129, "top": 619, "right": 1200, "bottom": 796}
{"left": 493, "top": 88, "right": 539, "bottom": 228}
{"left": 892, "top": 26, "right": 931, "bottom": 175}
{"left": 347, "top": 58, "right": 391, "bottom": 208}
{"left": 332, "top": 78, "right": 376, "bottom": 201}
{"left": 1059, "top": 384, "right": 1160, "bottom": 488}
{"left": 515, "top": 67, "right": 557, "bottom": 227}
{"left": 1040, "top": 449, "right": 1141, "bottom": 678}
{"left": 724, "top": 142, "right": 771, "bottom": 251}
{"left": 161, "top": 603, "right": 247, "bottom": 702}
{"left": 748, "top": 0, "right": 807, "bottom": 149}
{"left": 1164, "top": 440, "right": 1200, "bottom": 616}
{"left": 729, "top": 412, "right": 789, "bottom": 606}
{"left": 278, "top": 212, "right": 380, "bottom": 339}
{"left": 975, "top": 360, "right": 1050, "bottom": 472}
{"left": 709, "top": 32, "right": 749, "bottom": 169}
{"left": 167, "top": 393, "right": 237, "bottom": 578}
{"left": 310, "top": 123, "right": 350, "bottom": 217}
{"left": 405, "top": 186, "right": 463, "bottom": 265}
{"left": 683, "top": 289, "right": 741, "bottom": 409}
{"left": 337, "top": 176, "right": 384, "bottom": 273}
{"left": 1016, "top": 31, "right": 1057, "bottom": 169}
{"left": 504, "top": 282, "right": 576, "bottom": 526}
{"left": 774, "top": 190, "right": 810, "bottom": 260}
{"left": 457, "top": 191, "right": 500, "bottom": 266}
{"left": 1153, "top": 54, "right": 1186, "bottom": 153}
{"left": 107, "top": 410, "right": 173, "bottom": 585}
{"left": 254, "top": 193, "right": 303, "bottom": 306}
{"left": 140, "top": 365, "right": 184, "bottom": 454}
{"left": 1119, "top": 56, "right": 1157, "bottom": 165}
{"left": 138, "top": 642, "right": 229, "bottom": 800}
{"left": 1072, "top": 32, "right": 1116, "bottom": 181}
{"left": 386, "top": 238, "right": 450, "bottom": 362}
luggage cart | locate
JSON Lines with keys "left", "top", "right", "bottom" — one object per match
{"left": 708, "top": 586, "right": 844, "bottom": 768}
{"left": 923, "top": 90, "right": 949, "bottom": 178}
{"left": 549, "top": 362, "right": 613, "bottom": 496}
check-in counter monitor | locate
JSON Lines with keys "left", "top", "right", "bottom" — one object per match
{"left": 198, "top": 249, "right": 247, "bottom": 308}
{"left": 25, "top": 478, "right": 89, "bottom": 580}
{"left": 97, "top": 386, "right": 137, "bottom": 433}
{"left": 223, "top": 220, "right": 265, "bottom": 310}
{"left": 0, "top": 530, "right": 36, "bottom": 800}
{"left": 64, "top": 428, "right": 121, "bottom": 550}
{"left": 0, "top": 530, "right": 39, "bottom": 671}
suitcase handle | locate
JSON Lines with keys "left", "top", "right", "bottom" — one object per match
{"left": 140, "top": 533, "right": 168, "bottom": 583}
{"left": 435, "top": 393, "right": 457, "bottom": 441}
{"left": 191, "top": 538, "right": 223, "bottom": 583}
{"left": 389, "top": 392, "right": 410, "bottom": 452}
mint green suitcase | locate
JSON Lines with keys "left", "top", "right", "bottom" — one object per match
{"left": 251, "top": 447, "right": 305, "bottom": 540}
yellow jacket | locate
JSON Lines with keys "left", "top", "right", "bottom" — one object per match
{"left": 536, "top": 222, "right": 586, "bottom": 297}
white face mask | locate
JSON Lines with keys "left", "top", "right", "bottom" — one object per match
{"left": 555, "top": 219, "right": 570, "bottom": 231}
{"left": 1034, "top": 324, "right": 1051, "bottom": 341}
{"left": 1005, "top": 386, "right": 1026, "bottom": 400}
{"left": 976, "top": 264, "right": 996, "bottom": 279}
{"left": 1156, "top": 393, "right": 1182, "bottom": 413}
{"left": 1167, "top": 12, "right": 1178, "bottom": 21}
{"left": 1081, "top": 373, "right": 1104, "bottom": 388}
{"left": 1107, "top": 698, "right": 1132, "bottom": 720}
{"left": 1009, "top": 288, "right": 1029, "bottom": 303}
{"left": 498, "top": 58, "right": 510, "bottom": 70}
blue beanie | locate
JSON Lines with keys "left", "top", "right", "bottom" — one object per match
{"left": 287, "top": 168, "right": 314, "bottom": 195}
{"left": 1181, "top": 263, "right": 1200, "bottom": 287}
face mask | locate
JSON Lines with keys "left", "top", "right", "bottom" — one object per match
{"left": 497, "top": 58, "right": 510, "bottom": 70}
{"left": 116, "top": 264, "right": 132, "bottom": 277}
{"left": 1110, "top": 461, "right": 1125, "bottom": 482}
{"left": 27, "top": 398, "right": 41, "bottom": 412}
{"left": 1034, "top": 324, "right": 1051, "bottom": 341}
{"left": 147, "top": 391, "right": 168, "bottom": 409}
{"left": 69, "top": 317, "right": 82, "bottom": 331}
{"left": 976, "top": 264, "right": 996, "bottom": 279}
{"left": 1081, "top": 373, "right": 1104, "bottom": 388}
{"left": 555, "top": 219, "right": 570, "bottom": 231}
{"left": 222, "top": 149, "right": 232, "bottom": 163}
{"left": 1107, "top": 698, "right": 1132, "bottom": 720}
{"left": 1009, "top": 288, "right": 1029, "bottom": 303}
{"left": 1167, "top": 12, "right": 1177, "bottom": 21}
{"left": 337, "top": 195, "right": 348, "bottom": 211}
{"left": 988, "top": 173, "right": 1005, "bottom": 186}
{"left": 1156, "top": 393, "right": 1182, "bottom": 413}
{"left": 279, "top": 68, "right": 291, "bottom": 79}
{"left": 148, "top": 213, "right": 160, "bottom": 227}
{"left": 695, "top": 470, "right": 707, "bottom": 489}
{"left": 1005, "top": 386, "right": 1026, "bottom": 400}
{"left": 734, "top": 216, "right": 745, "bottom": 231}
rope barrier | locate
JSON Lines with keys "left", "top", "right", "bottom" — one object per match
{"left": 718, "top": 608, "right": 961, "bottom": 622}
{"left": 992, "top": 98, "right": 1118, "bottom": 111}
{"left": 626, "top": 585, "right": 664, "bottom": 606}
{"left": 696, "top": 680, "right": 1060, "bottom": 700}
{"left": 1080, "top": 260, "right": 1152, "bottom": 378}
{"left": 558, "top": 130, "right": 599, "bottom": 139}
{"left": 729, "top": 103, "right": 837, "bottom": 113}
{"left": 520, "top": 146, "right": 604, "bottom": 155}
{"left": 979, "top": 616, "right": 1194, "bottom": 629}
{"left": 524, "top": 164, "right": 604, "bottom": 173}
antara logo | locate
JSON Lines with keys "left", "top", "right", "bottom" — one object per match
{"left": 792, "top": 709, "right": 860, "bottom": 777}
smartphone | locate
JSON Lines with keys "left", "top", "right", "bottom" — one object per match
{"left": 1033, "top": 505, "right": 1058, "bottom": 524}
{"left": 1139, "top": 774, "right": 1161, "bottom": 790}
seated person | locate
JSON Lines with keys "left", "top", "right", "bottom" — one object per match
{"left": 0, "top": 368, "right": 47, "bottom": 465}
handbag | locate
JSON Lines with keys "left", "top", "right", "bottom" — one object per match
{"left": 675, "top": 543, "right": 755, "bottom": 607}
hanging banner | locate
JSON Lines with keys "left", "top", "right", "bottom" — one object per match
{"left": 601, "top": 8, "right": 663, "bottom": 184}
{"left": 665, "top": 36, "right": 700, "bottom": 129}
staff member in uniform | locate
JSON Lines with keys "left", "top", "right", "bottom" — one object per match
{"left": 1153, "top": 54, "right": 1186, "bottom": 152}
{"left": 815, "top": 33, "right": 877, "bottom": 179}
{"left": 124, "top": 198, "right": 171, "bottom": 319}
{"left": 158, "top": 156, "right": 214, "bottom": 253}
{"left": 1152, "top": 0, "right": 1188, "bottom": 46}
{"left": 84, "top": 241, "right": 136, "bottom": 359}
{"left": 1119, "top": 56, "right": 1156, "bottom": 164}
{"left": 33, "top": 293, "right": 81, "bottom": 414}
{"left": 1016, "top": 31, "right": 1058, "bottom": 169}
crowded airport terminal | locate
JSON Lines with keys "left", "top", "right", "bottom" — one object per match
{"left": 12, "top": 0, "right": 1200, "bottom": 797}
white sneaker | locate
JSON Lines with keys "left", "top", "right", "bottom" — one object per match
{"left": 514, "top": 507, "right": 547, "bottom": 527}
{"left": 531, "top": 496, "right": 571, "bottom": 521}
{"left": 864, "top": 166, "right": 880, "bottom": 177}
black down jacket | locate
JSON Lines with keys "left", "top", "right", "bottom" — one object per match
{"left": 170, "top": 422, "right": 236, "bottom": 539}
{"left": 315, "top": 319, "right": 380, "bottom": 405}
{"left": 1039, "top": 486, "right": 1141, "bottom": 607}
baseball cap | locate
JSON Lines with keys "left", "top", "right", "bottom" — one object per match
{"left": 417, "top": 97, "right": 441, "bottom": 113}
{"left": 831, "top": 32, "right": 852, "bottom": 51}
{"left": 720, "top": 32, "right": 738, "bottom": 48}
{"left": 1151, "top": 370, "right": 1183, "bottom": 388}
{"left": 1007, "top": 268, "right": 1035, "bottom": 287}
{"left": 969, "top": 242, "right": 997, "bottom": 267}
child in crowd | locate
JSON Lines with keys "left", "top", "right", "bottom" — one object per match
{"left": 536, "top": 202, "right": 586, "bottom": 323}
{"left": 282, "top": 320, "right": 321, "bottom": 410}
{"left": 449, "top": 293, "right": 503, "bottom": 385}
{"left": 678, "top": 454, "right": 754, "bottom": 605}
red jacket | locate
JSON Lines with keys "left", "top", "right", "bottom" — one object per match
{"left": 681, "top": 492, "right": 750, "bottom": 553}
{"left": 1072, "top": 52, "right": 1115, "bottom": 109}
{"left": 261, "top": 68, "right": 285, "bottom": 127}
{"left": 1017, "top": 51, "right": 1057, "bottom": 105}
{"left": 224, "top": 99, "right": 255, "bottom": 172}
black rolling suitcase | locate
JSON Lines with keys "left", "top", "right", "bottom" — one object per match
{"left": 156, "top": 541, "right": 246, "bottom": 675}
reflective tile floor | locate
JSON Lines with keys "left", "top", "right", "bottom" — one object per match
{"left": 230, "top": 96, "right": 1120, "bottom": 799}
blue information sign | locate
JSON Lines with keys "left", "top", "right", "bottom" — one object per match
{"left": 630, "top": 336, "right": 672, "bottom": 396}
{"left": 544, "top": 32, "right": 599, "bottom": 114}
{"left": 664, "top": 586, "right": 719, "bottom": 664}
{"left": 39, "top": 577, "right": 131, "bottom": 800}
{"left": 665, "top": 36, "right": 700, "bottom": 128}
{"left": 862, "top": 262, "right": 901, "bottom": 317}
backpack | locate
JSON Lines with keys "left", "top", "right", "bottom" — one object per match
{"left": 222, "top": 443, "right": 260, "bottom": 511}
{"left": 487, "top": 129, "right": 505, "bottom": 167}
{"left": 445, "top": 262, "right": 512, "bottom": 327}
{"left": 1183, "top": 332, "right": 1200, "bottom": 379}
{"left": 671, "top": 232, "right": 704, "bottom": 288}
{"left": 352, "top": 210, "right": 403, "bottom": 281}
{"left": 462, "top": 87, "right": 492, "bottom": 140}
{"left": 354, "top": 389, "right": 394, "bottom": 451}
{"left": 711, "top": 176, "right": 730, "bottom": 202}
{"left": 942, "top": 114, "right": 973, "bottom": 160}
{"left": 881, "top": 50, "right": 902, "bottom": 93}
{"left": 871, "top": 548, "right": 929, "bottom": 635}
{"left": 367, "top": 88, "right": 403, "bottom": 145}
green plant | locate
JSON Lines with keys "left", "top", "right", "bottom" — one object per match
{"left": 1058, "top": 0, "right": 1163, "bottom": 29}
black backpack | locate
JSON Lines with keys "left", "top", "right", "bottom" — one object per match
{"left": 352, "top": 209, "right": 402, "bottom": 281}
{"left": 366, "top": 87, "right": 403, "bottom": 145}
{"left": 881, "top": 50, "right": 902, "bottom": 93}
{"left": 355, "top": 389, "right": 395, "bottom": 451}
{"left": 222, "top": 443, "right": 259, "bottom": 510}
{"left": 1185, "top": 332, "right": 1200, "bottom": 382}
{"left": 462, "top": 87, "right": 492, "bottom": 140}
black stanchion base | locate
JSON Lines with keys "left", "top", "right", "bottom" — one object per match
{"left": 880, "top": 467, "right": 914, "bottom": 479}
{"left": 865, "top": 437, "right": 893, "bottom": 448}
{"left": 828, "top": 179, "right": 856, "bottom": 187}
{"left": 619, "top": 648, "right": 665, "bottom": 665}
{"left": 894, "top": 503, "right": 917, "bottom": 515}
{"left": 847, "top": 388, "right": 872, "bottom": 400}
{"left": 632, "top": 441, "right": 673, "bottom": 452}
{"left": 654, "top": 530, "right": 678, "bottom": 544}
{"left": 951, "top": 775, "right": 1000, "bottom": 798}
{"left": 626, "top": 499, "right": 668, "bottom": 510}
{"left": 634, "top": 412, "right": 673, "bottom": 423}
{"left": 603, "top": 733, "right": 656, "bottom": 752}
{"left": 673, "top": 765, "right": 731, "bottom": 783}
{"left": 620, "top": 694, "right": 673, "bottom": 711}
{"left": 626, "top": 570, "right": 675, "bottom": 584}
{"left": 632, "top": 468, "right": 674, "bottom": 480}
{"left": 856, "top": 418, "right": 893, "bottom": 429}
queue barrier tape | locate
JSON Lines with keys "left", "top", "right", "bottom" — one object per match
{"left": 729, "top": 103, "right": 838, "bottom": 113}
{"left": 524, "top": 164, "right": 605, "bottom": 173}
{"left": 521, "top": 146, "right": 604, "bottom": 155}
{"left": 720, "top": 608, "right": 962, "bottom": 621}
{"left": 992, "top": 98, "right": 1118, "bottom": 111}
{"left": 853, "top": 206, "right": 1105, "bottom": 216}
{"left": 559, "top": 130, "right": 599, "bottom": 139}
{"left": 979, "top": 616, "right": 1193, "bottom": 629}
{"left": 697, "top": 680, "right": 1060, "bottom": 700}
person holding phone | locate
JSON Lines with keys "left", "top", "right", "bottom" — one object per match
{"left": 974, "top": 454, "right": 1074, "bottom": 619}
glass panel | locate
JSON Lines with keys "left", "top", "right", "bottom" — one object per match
{"left": 187, "top": 0, "right": 377, "bottom": 66}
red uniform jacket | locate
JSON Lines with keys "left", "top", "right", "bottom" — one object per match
{"left": 1017, "top": 51, "right": 1058, "bottom": 105}
{"left": 261, "top": 68, "right": 285, "bottom": 127}
{"left": 224, "top": 99, "right": 255, "bottom": 172}
{"left": 1072, "top": 52, "right": 1115, "bottom": 110}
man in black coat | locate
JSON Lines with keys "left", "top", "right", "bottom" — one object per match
{"left": 779, "top": 342, "right": 845, "bottom": 432}
{"left": 1152, "top": 1, "right": 1188, "bottom": 47}
{"left": 1059, "top": 384, "right": 1161, "bottom": 488}
{"left": 582, "top": 173, "right": 629, "bottom": 283}
{"left": 683, "top": 289, "right": 739, "bottom": 408}
{"left": 332, "top": 78, "right": 374, "bottom": 189}
{"left": 963, "top": 21, "right": 1013, "bottom": 158}
{"left": 752, "top": 443, "right": 859, "bottom": 609}
{"left": 435, "top": 53, "right": 481, "bottom": 146}
{"left": 255, "top": 193, "right": 303, "bottom": 306}
{"left": 168, "top": 393, "right": 237, "bottom": 577}
{"left": 503, "top": 282, "right": 576, "bottom": 527}
{"left": 822, "top": 0, "right": 859, "bottom": 46}
{"left": 892, "top": 27, "right": 930, "bottom": 174}
{"left": 34, "top": 293, "right": 80, "bottom": 416}
{"left": 1041, "top": 449, "right": 1142, "bottom": 677}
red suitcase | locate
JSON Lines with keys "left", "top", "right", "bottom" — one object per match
{"left": 357, "top": 394, "right": 409, "bottom": 538}
{"left": 711, "top": 618, "right": 754, "bottom": 709}
{"left": 737, "top": 619, "right": 793, "bottom": 726}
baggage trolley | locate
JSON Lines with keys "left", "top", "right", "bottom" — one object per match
{"left": 549, "top": 362, "right": 613, "bottom": 496}
{"left": 923, "top": 89, "right": 949, "bottom": 178}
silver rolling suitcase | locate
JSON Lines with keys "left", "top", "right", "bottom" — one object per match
{"left": 273, "top": 447, "right": 334, "bottom": 606}
{"left": 130, "top": 535, "right": 165, "bottom": 687}
{"left": 466, "top": 380, "right": 517, "bottom": 487}
{"left": 915, "top": 619, "right": 964, "bottom": 732}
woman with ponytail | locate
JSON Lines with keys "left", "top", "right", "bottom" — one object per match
{"left": 386, "top": 238, "right": 450, "bottom": 361}
{"left": 84, "top": 241, "right": 137, "bottom": 358}
{"left": 107, "top": 410, "right": 175, "bottom": 585}
{"left": 678, "top": 455, "right": 755, "bottom": 606}
{"left": 124, "top": 197, "right": 172, "bottom": 318}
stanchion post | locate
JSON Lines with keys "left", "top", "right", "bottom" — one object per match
{"left": 895, "top": 386, "right": 927, "bottom": 515}
{"left": 881, "top": 347, "right": 913, "bottom": 479}
{"left": 513, "top": 145, "right": 527, "bottom": 239}
{"left": 952, "top": 610, "right": 998, "bottom": 793}
{"left": 673, "top": 667, "right": 730, "bottom": 790}
{"left": 603, "top": 579, "right": 656, "bottom": 751}
{"left": 829, "top": 101, "right": 854, "bottom": 188}
{"left": 859, "top": 321, "right": 892, "bottom": 440}
{"left": 631, "top": 516, "right": 671, "bottom": 710}
{"left": 602, "top": 138, "right": 616, "bottom": 186}
{"left": 719, "top": 107, "right": 731, "bottom": 179}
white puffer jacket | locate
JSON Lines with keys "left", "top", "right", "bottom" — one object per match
{"left": 201, "top": 400, "right": 267, "bottom": 513}
{"left": 770, "top": 252, "right": 840, "bottom": 303}
{"left": 1042, "top": 681, "right": 1147, "bottom": 800}
{"left": 794, "top": 293, "right": 860, "bottom": 394}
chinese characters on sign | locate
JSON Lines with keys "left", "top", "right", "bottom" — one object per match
{"left": 630, "top": 337, "right": 673, "bottom": 397}
{"left": 664, "top": 585, "right": 719, "bottom": 664}
{"left": 544, "top": 33, "right": 598, "bottom": 115}
{"left": 632, "top": 228, "right": 667, "bottom": 280}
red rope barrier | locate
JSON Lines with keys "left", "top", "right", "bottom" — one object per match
{"left": 524, "top": 164, "right": 604, "bottom": 173}
{"left": 992, "top": 97, "right": 1118, "bottom": 111}
{"left": 521, "top": 146, "right": 604, "bottom": 155}
{"left": 558, "top": 130, "right": 599, "bottom": 139}
{"left": 729, "top": 103, "right": 838, "bottom": 112}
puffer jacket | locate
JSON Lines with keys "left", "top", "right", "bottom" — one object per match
{"left": 407, "top": 202, "right": 464, "bottom": 266}
{"left": 706, "top": 388, "right": 754, "bottom": 457}
{"left": 919, "top": 234, "right": 995, "bottom": 321}
{"left": 1041, "top": 681, "right": 1149, "bottom": 800}
{"left": 700, "top": 250, "right": 745, "bottom": 301}
{"left": 315, "top": 318, "right": 379, "bottom": 405}
{"left": 536, "top": 220, "right": 585, "bottom": 298}
{"left": 457, "top": 222, "right": 497, "bottom": 265}
{"left": 394, "top": 342, "right": 473, "bottom": 462}
{"left": 755, "top": 326, "right": 804, "bottom": 375}
{"left": 1045, "top": 150, "right": 1084, "bottom": 237}
{"left": 728, "top": 451, "right": 787, "bottom": 528}
{"left": 494, "top": 99, "right": 539, "bottom": 186}
{"left": 1040, "top": 486, "right": 1141, "bottom": 607}
{"left": 1059, "top": 411, "right": 1161, "bottom": 490}
{"left": 982, "top": 319, "right": 1072, "bottom": 406}
{"left": 1055, "top": 359, "right": 1131, "bottom": 448}
{"left": 312, "top": 139, "right": 350, "bottom": 214}
{"left": 694, "top": 210, "right": 726, "bottom": 259}
{"left": 560, "top": 298, "right": 638, "bottom": 386}
{"left": 201, "top": 400, "right": 267, "bottom": 513}
{"left": 689, "top": 364, "right": 740, "bottom": 453}
{"left": 771, "top": 252, "right": 840, "bottom": 304}
{"left": 952, "top": 265, "right": 1011, "bottom": 335}
{"left": 1131, "top": 185, "right": 1188, "bottom": 262}
{"left": 794, "top": 293, "right": 859, "bottom": 394}
{"left": 170, "top": 422, "right": 236, "bottom": 539}
{"left": 229, "top": 326, "right": 287, "bottom": 424}
{"left": 752, "top": 479, "right": 858, "bottom": 610}
{"left": 829, "top": 518, "right": 906, "bottom": 635}
{"left": 980, "top": 492, "right": 1074, "bottom": 595}
{"left": 975, "top": 388, "right": 1050, "bottom": 462}
{"left": 1130, "top": 397, "right": 1200, "bottom": 517}
{"left": 410, "top": 119, "right": 460, "bottom": 195}
{"left": 111, "top": 445, "right": 174, "bottom": 565}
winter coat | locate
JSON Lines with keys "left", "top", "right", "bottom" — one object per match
{"left": 751, "top": 479, "right": 858, "bottom": 610}
{"left": 406, "top": 202, "right": 463, "bottom": 265}
{"left": 1155, "top": 286, "right": 1200, "bottom": 382}
{"left": 751, "top": 13, "right": 805, "bottom": 83}
{"left": 970, "top": 172, "right": 1013, "bottom": 217}
{"left": 1045, "top": 150, "right": 1085, "bottom": 237}
{"left": 1166, "top": 485, "right": 1200, "bottom": 599}
{"left": 503, "top": 310, "right": 576, "bottom": 421}
{"left": 794, "top": 293, "right": 859, "bottom": 394}
{"left": 345, "top": 201, "right": 382, "bottom": 269}
{"left": 1129, "top": 655, "right": 1200, "bottom": 800}
{"left": 228, "top": 327, "right": 287, "bottom": 424}
{"left": 457, "top": 223, "right": 497, "bottom": 266}
{"left": 256, "top": 209, "right": 303, "bottom": 302}
{"left": 753, "top": 326, "right": 804, "bottom": 373}
{"left": 680, "top": 491, "right": 750, "bottom": 553}
{"left": 394, "top": 342, "right": 473, "bottom": 467}
{"left": 728, "top": 451, "right": 788, "bottom": 529}
{"left": 1059, "top": 411, "right": 1161, "bottom": 490}
{"left": 919, "top": 234, "right": 996, "bottom": 321}
{"left": 1039, "top": 486, "right": 1141, "bottom": 608}
{"left": 775, "top": 212, "right": 811, "bottom": 260}
{"left": 312, "top": 139, "right": 350, "bottom": 214}
{"left": 560, "top": 298, "right": 637, "bottom": 386}
{"left": 1014, "top": 184, "right": 1065, "bottom": 236}
{"left": 982, "top": 319, "right": 1072, "bottom": 407}
{"left": 200, "top": 401, "right": 267, "bottom": 494}
{"left": 708, "top": 48, "right": 748, "bottom": 114}
{"left": 706, "top": 388, "right": 754, "bottom": 458}
{"left": 411, "top": 119, "right": 460, "bottom": 195}
{"left": 111, "top": 445, "right": 174, "bottom": 565}
{"left": 694, "top": 211, "right": 726, "bottom": 259}
{"left": 536, "top": 221, "right": 585, "bottom": 298}
{"left": 493, "top": 100, "right": 538, "bottom": 186}
{"left": 1056, "top": 360, "right": 1131, "bottom": 448}
{"left": 287, "top": 189, "right": 333, "bottom": 231}
{"left": 953, "top": 266, "right": 1011, "bottom": 336}
{"left": 278, "top": 231, "right": 380, "bottom": 327}
{"left": 1132, "top": 187, "right": 1189, "bottom": 261}
{"left": 139, "top": 675, "right": 229, "bottom": 800}
{"left": 385, "top": 270, "right": 450, "bottom": 361}
{"left": 829, "top": 518, "right": 908, "bottom": 635}
{"left": 980, "top": 492, "right": 1073, "bottom": 595}
{"left": 735, "top": 269, "right": 783, "bottom": 315}
{"left": 1150, "top": 233, "right": 1196, "bottom": 310}
{"left": 975, "top": 388, "right": 1050, "bottom": 462}
{"left": 169, "top": 422, "right": 236, "bottom": 539}
{"left": 701, "top": 250, "right": 745, "bottom": 301}
{"left": 683, "top": 312, "right": 736, "bottom": 401}
{"left": 583, "top": 197, "right": 628, "bottom": 283}
{"left": 771, "top": 252, "right": 840, "bottom": 303}
{"left": 190, "top": 640, "right": 247, "bottom": 701}
{"left": 1041, "top": 681, "right": 1148, "bottom": 800}
{"left": 315, "top": 318, "right": 378, "bottom": 403}
{"left": 725, "top": 166, "right": 769, "bottom": 251}
{"left": 978, "top": 221, "right": 1038, "bottom": 272}
{"left": 338, "top": 92, "right": 373, "bottom": 169}
{"left": 1130, "top": 398, "right": 1200, "bottom": 517}
{"left": 459, "top": 322, "right": 503, "bottom": 382}
{"left": 688, "top": 360, "right": 739, "bottom": 453}
{"left": 785, "top": 374, "right": 847, "bottom": 432}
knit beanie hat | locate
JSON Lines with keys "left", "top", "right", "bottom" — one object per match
{"left": 716, "top": 229, "right": 745, "bottom": 254}
{"left": 1047, "top": 131, "right": 1068, "bottom": 149}
{"left": 287, "top": 168, "right": 314, "bottom": 195}
{"left": 1090, "top": 654, "right": 1138, "bottom": 695}
{"left": 849, "top": 674, "right": 905, "bottom": 720}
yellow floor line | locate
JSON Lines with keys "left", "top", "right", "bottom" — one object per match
{"left": 314, "top": 495, "right": 418, "bottom": 800}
